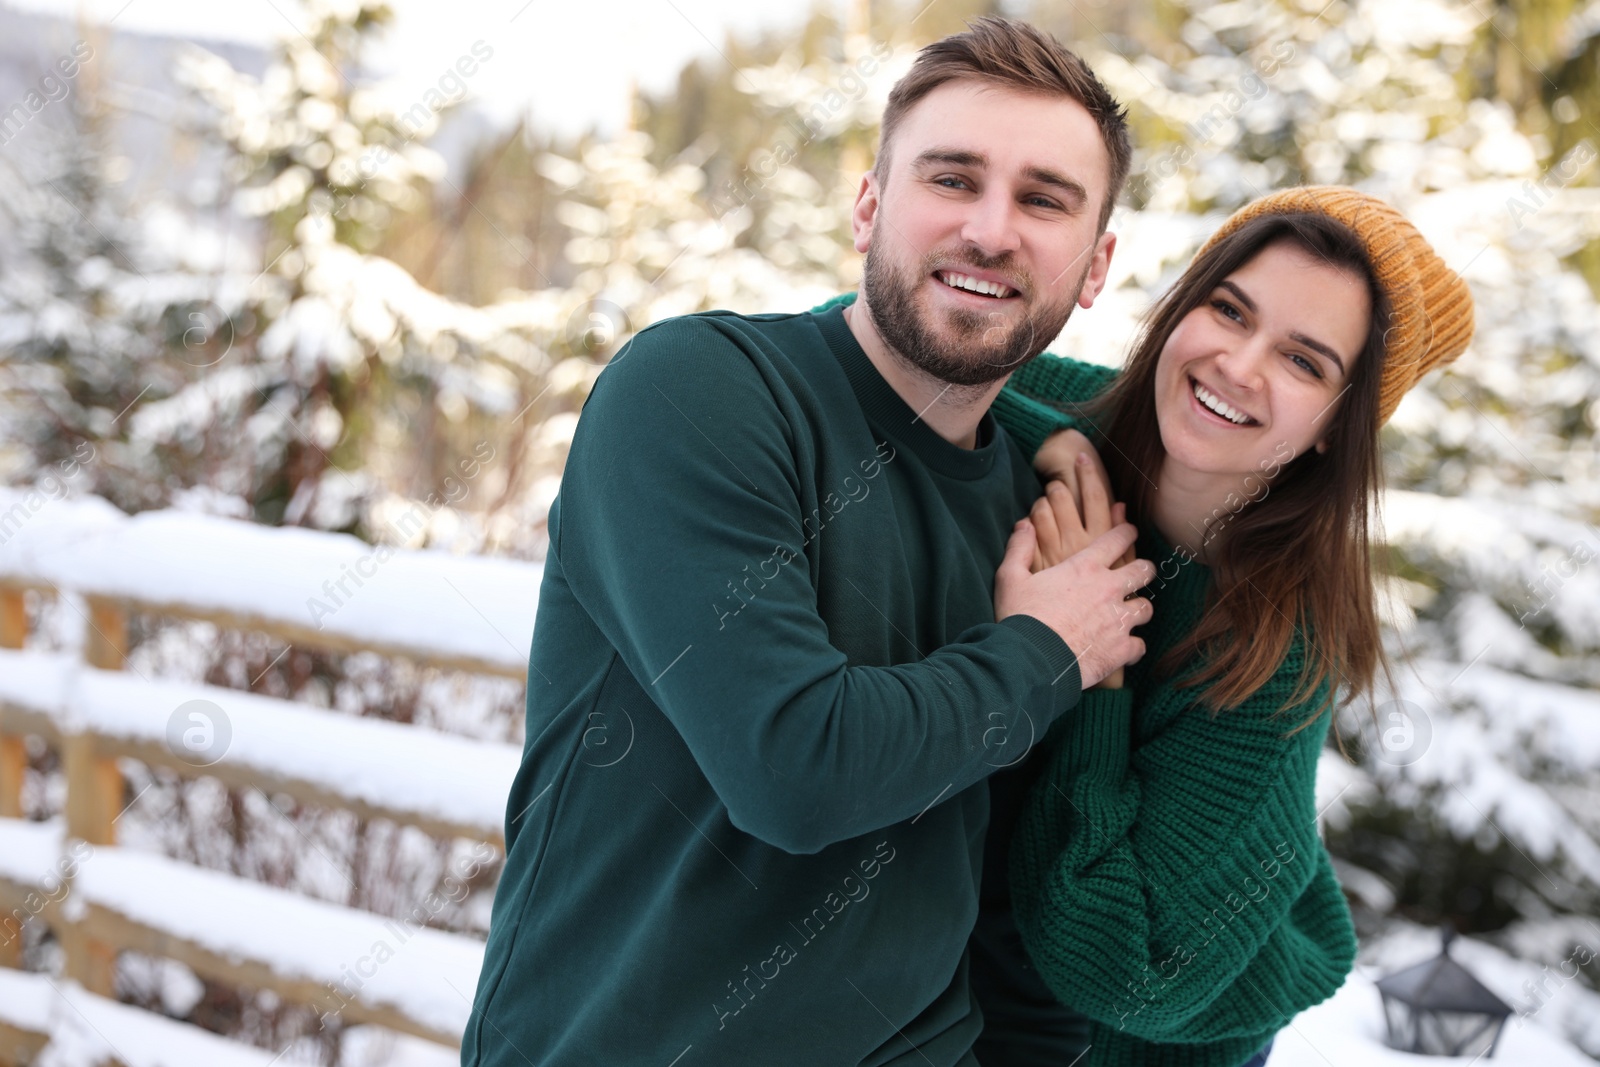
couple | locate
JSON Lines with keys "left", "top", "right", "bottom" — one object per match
{"left": 463, "top": 16, "right": 1473, "bottom": 1067}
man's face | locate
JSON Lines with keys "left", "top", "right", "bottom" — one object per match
{"left": 852, "top": 79, "right": 1116, "bottom": 387}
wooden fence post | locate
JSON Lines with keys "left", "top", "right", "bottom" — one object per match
{"left": 84, "top": 597, "right": 128, "bottom": 673}
{"left": 0, "top": 587, "right": 25, "bottom": 971}
{"left": 0, "top": 588, "right": 26, "bottom": 820}
{"left": 62, "top": 596, "right": 128, "bottom": 995}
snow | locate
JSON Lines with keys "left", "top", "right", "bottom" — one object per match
{"left": 0, "top": 649, "right": 520, "bottom": 839}
{"left": 0, "top": 816, "right": 66, "bottom": 888}
{"left": 1350, "top": 924, "right": 1600, "bottom": 1062}
{"left": 0, "top": 964, "right": 55, "bottom": 1035}
{"left": 1315, "top": 746, "right": 1376, "bottom": 830}
{"left": 0, "top": 490, "right": 543, "bottom": 675}
{"left": 0, "top": 970, "right": 321, "bottom": 1067}
{"left": 72, "top": 845, "right": 485, "bottom": 1040}
{"left": 18, "top": 885, "right": 1599, "bottom": 1067}
{"left": 1380, "top": 490, "right": 1600, "bottom": 604}
{"left": 1277, "top": 966, "right": 1596, "bottom": 1067}
{"left": 1375, "top": 657, "right": 1600, "bottom": 885}
{"left": 342, "top": 1025, "right": 464, "bottom": 1067}
{"left": 0, "top": 490, "right": 125, "bottom": 569}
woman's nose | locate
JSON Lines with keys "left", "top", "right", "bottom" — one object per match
{"left": 1213, "top": 337, "right": 1270, "bottom": 393}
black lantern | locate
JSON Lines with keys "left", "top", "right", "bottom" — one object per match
{"left": 1376, "top": 926, "right": 1514, "bottom": 1057}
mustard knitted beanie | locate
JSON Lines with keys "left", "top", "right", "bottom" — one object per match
{"left": 1196, "top": 186, "right": 1475, "bottom": 426}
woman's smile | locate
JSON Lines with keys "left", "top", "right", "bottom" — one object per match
{"left": 1186, "top": 375, "right": 1260, "bottom": 428}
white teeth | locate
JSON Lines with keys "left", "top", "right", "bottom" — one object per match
{"left": 1193, "top": 380, "right": 1253, "bottom": 425}
{"left": 939, "top": 271, "right": 1015, "bottom": 298}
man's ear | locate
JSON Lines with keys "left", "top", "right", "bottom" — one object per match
{"left": 851, "top": 170, "right": 880, "bottom": 255}
{"left": 1077, "top": 230, "right": 1116, "bottom": 310}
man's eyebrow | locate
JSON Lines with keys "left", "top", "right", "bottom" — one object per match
{"left": 911, "top": 148, "right": 986, "bottom": 170}
{"left": 1217, "top": 280, "right": 1347, "bottom": 376}
{"left": 911, "top": 148, "right": 1088, "bottom": 208}
{"left": 1021, "top": 166, "right": 1088, "bottom": 208}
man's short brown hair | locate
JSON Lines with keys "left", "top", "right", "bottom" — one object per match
{"left": 876, "top": 17, "right": 1130, "bottom": 232}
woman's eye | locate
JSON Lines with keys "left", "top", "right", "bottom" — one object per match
{"left": 1288, "top": 352, "right": 1323, "bottom": 378}
{"left": 1210, "top": 299, "right": 1243, "bottom": 323}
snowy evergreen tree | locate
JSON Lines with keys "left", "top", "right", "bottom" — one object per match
{"left": 0, "top": 102, "right": 212, "bottom": 514}
{"left": 166, "top": 0, "right": 564, "bottom": 535}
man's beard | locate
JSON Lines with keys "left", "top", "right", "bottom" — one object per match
{"left": 861, "top": 232, "right": 1089, "bottom": 389}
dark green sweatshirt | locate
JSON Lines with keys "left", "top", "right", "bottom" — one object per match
{"left": 463, "top": 303, "right": 1082, "bottom": 1067}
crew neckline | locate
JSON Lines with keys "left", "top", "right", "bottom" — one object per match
{"left": 811, "top": 304, "right": 1004, "bottom": 481}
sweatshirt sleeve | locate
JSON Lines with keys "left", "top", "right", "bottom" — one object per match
{"left": 1008, "top": 641, "right": 1349, "bottom": 1043}
{"left": 991, "top": 353, "right": 1121, "bottom": 461}
{"left": 555, "top": 316, "right": 1082, "bottom": 856}
{"left": 988, "top": 386, "right": 1082, "bottom": 465}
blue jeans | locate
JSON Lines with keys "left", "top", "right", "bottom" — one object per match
{"left": 1240, "top": 1038, "right": 1275, "bottom": 1067}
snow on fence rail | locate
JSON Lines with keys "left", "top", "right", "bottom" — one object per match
{"left": 0, "top": 967, "right": 323, "bottom": 1067}
{"left": 0, "top": 651, "right": 522, "bottom": 844}
{"left": 0, "top": 491, "right": 541, "bottom": 1061}
{"left": 0, "top": 490, "right": 542, "bottom": 677}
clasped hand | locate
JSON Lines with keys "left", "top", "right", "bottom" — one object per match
{"left": 993, "top": 429, "right": 1152, "bottom": 691}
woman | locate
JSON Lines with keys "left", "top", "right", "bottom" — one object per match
{"left": 984, "top": 186, "right": 1474, "bottom": 1065}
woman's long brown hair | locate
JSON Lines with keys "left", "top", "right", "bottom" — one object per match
{"left": 1070, "top": 213, "right": 1400, "bottom": 727}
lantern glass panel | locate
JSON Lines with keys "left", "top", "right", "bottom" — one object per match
{"left": 1380, "top": 995, "right": 1418, "bottom": 1050}
{"left": 1416, "top": 1009, "right": 1502, "bottom": 1057}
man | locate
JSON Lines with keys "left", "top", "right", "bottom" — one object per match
{"left": 463, "top": 17, "right": 1151, "bottom": 1067}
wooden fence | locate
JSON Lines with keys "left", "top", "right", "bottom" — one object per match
{"left": 0, "top": 500, "right": 538, "bottom": 1064}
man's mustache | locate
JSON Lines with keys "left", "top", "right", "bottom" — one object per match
{"left": 924, "top": 255, "right": 1032, "bottom": 301}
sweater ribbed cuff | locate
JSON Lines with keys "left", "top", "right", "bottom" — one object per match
{"left": 1059, "top": 685, "right": 1133, "bottom": 782}
{"left": 999, "top": 613, "right": 1081, "bottom": 717}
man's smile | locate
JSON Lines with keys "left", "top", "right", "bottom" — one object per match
{"left": 935, "top": 269, "right": 1020, "bottom": 300}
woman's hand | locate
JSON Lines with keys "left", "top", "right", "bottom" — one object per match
{"left": 1027, "top": 452, "right": 1137, "bottom": 690}
{"left": 1034, "top": 428, "right": 1111, "bottom": 496}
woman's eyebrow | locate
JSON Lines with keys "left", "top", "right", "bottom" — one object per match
{"left": 1217, "top": 280, "right": 1257, "bottom": 314}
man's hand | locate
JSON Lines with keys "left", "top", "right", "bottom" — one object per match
{"left": 993, "top": 514, "right": 1154, "bottom": 691}
{"left": 1027, "top": 449, "right": 1139, "bottom": 688}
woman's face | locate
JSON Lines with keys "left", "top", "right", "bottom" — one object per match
{"left": 1153, "top": 239, "right": 1371, "bottom": 489}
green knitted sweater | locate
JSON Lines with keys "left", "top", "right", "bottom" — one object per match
{"left": 993, "top": 351, "right": 1358, "bottom": 1067}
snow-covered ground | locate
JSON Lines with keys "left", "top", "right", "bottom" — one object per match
{"left": 1278, "top": 970, "right": 1590, "bottom": 1066}
{"left": 8, "top": 943, "right": 1595, "bottom": 1066}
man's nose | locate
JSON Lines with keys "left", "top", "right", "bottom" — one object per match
{"left": 958, "top": 189, "right": 1023, "bottom": 259}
